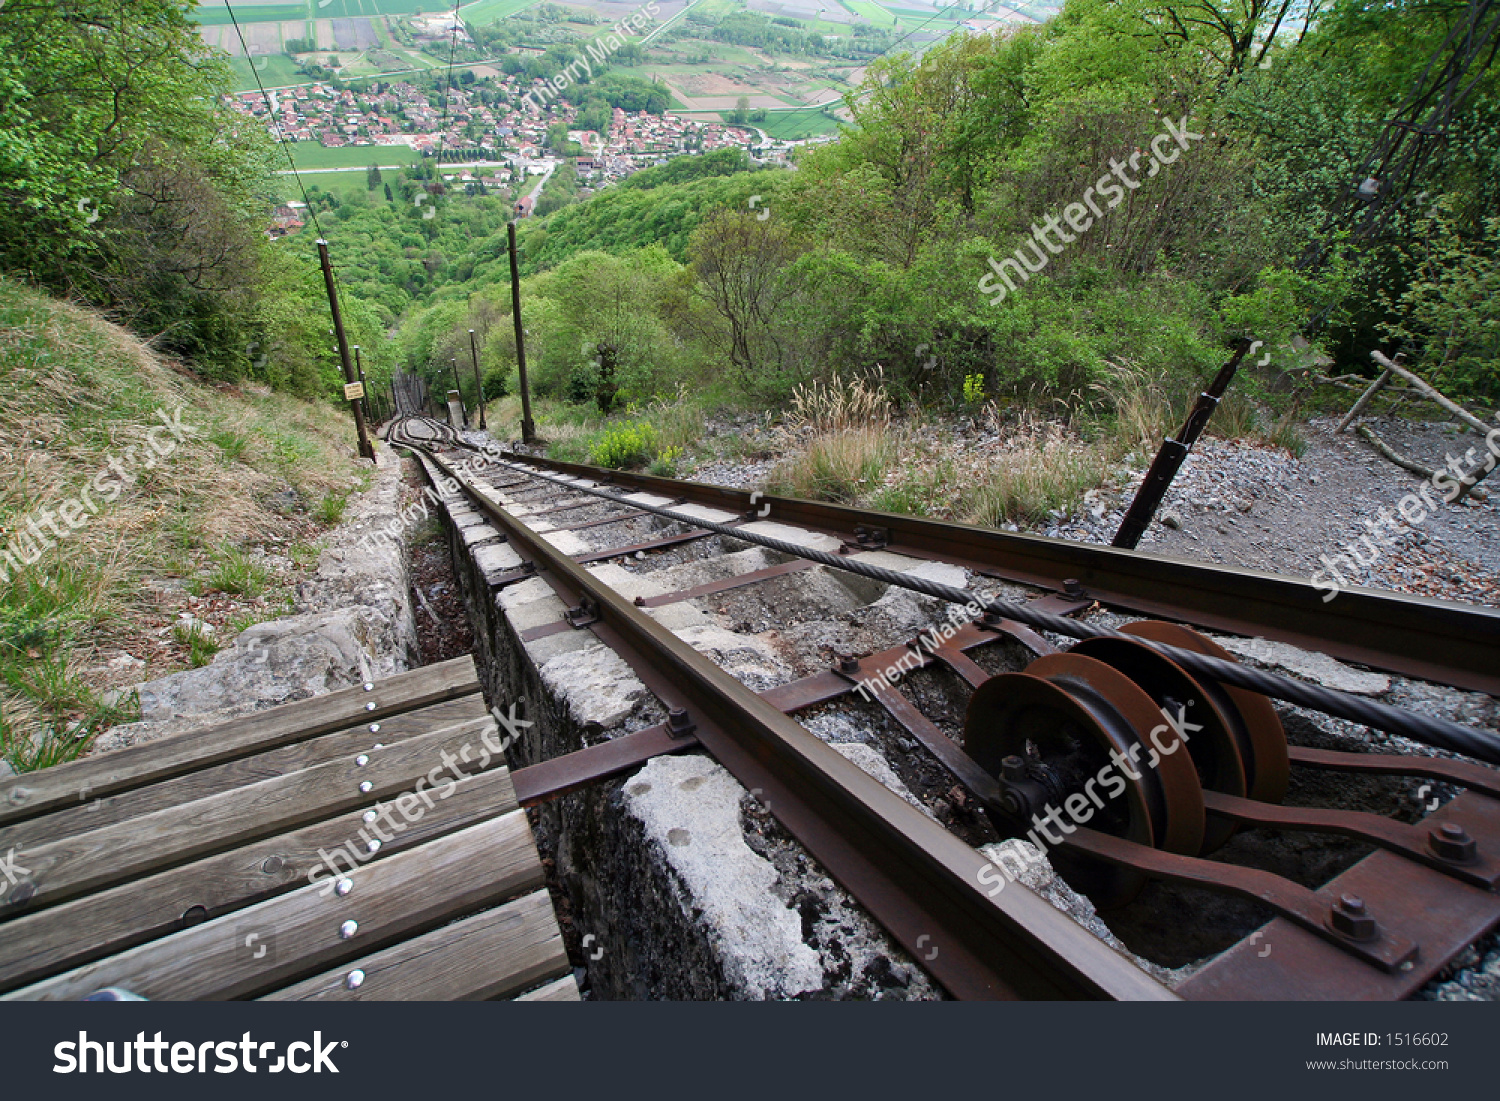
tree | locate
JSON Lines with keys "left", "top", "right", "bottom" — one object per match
{"left": 686, "top": 210, "right": 809, "bottom": 387}
{"left": 367, "top": 164, "right": 383, "bottom": 190}
{"left": 384, "top": 182, "right": 395, "bottom": 202}
{"left": 0, "top": 0, "right": 276, "bottom": 375}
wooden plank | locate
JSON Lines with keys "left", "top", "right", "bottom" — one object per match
{"left": 514, "top": 975, "right": 581, "bottom": 1001}
{"left": 2, "top": 715, "right": 505, "bottom": 917}
{"left": 0, "top": 694, "right": 487, "bottom": 852}
{"left": 261, "top": 890, "right": 568, "bottom": 1001}
{"left": 0, "top": 655, "right": 480, "bottom": 826}
{"left": 8, "top": 809, "right": 543, "bottom": 1001}
{"left": 0, "top": 768, "right": 518, "bottom": 993}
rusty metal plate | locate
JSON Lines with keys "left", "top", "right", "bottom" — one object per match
{"left": 1178, "top": 791, "right": 1500, "bottom": 1000}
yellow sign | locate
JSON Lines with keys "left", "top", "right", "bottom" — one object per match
{"left": 343, "top": 382, "right": 366, "bottom": 401}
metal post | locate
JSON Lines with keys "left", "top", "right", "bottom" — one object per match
{"left": 508, "top": 222, "right": 537, "bottom": 444}
{"left": 316, "top": 239, "right": 375, "bottom": 461}
{"left": 353, "top": 347, "right": 372, "bottom": 426}
{"left": 1112, "top": 339, "right": 1252, "bottom": 550}
{"left": 450, "top": 357, "right": 467, "bottom": 427}
{"left": 469, "top": 328, "right": 487, "bottom": 431}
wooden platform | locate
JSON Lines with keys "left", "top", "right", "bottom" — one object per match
{"left": 0, "top": 655, "right": 577, "bottom": 1001}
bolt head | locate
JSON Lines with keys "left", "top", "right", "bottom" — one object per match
{"left": 345, "top": 969, "right": 365, "bottom": 990}
{"left": 261, "top": 855, "right": 285, "bottom": 875}
{"left": 1329, "top": 895, "right": 1378, "bottom": 941}
{"left": 1430, "top": 821, "right": 1479, "bottom": 863}
{"left": 363, "top": 810, "right": 378, "bottom": 823}
{"left": 339, "top": 920, "right": 359, "bottom": 940}
{"left": 366, "top": 839, "right": 381, "bottom": 854}
{"left": 1000, "top": 755, "right": 1028, "bottom": 782}
{"left": 365, "top": 702, "right": 377, "bottom": 712}
{"left": 363, "top": 683, "right": 374, "bottom": 692}
{"left": 335, "top": 878, "right": 354, "bottom": 897}
{"left": 369, "top": 723, "right": 380, "bottom": 733}
{"left": 359, "top": 781, "right": 373, "bottom": 794}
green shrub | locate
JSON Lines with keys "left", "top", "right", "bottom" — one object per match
{"left": 590, "top": 421, "right": 660, "bottom": 469}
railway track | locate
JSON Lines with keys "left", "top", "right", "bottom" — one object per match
{"left": 388, "top": 414, "right": 1500, "bottom": 1001}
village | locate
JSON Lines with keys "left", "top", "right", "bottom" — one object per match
{"left": 226, "top": 67, "right": 792, "bottom": 218}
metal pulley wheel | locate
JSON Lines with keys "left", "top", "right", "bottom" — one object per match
{"left": 964, "top": 653, "right": 1207, "bottom": 907}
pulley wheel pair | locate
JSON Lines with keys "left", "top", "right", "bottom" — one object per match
{"left": 963, "top": 622, "right": 1287, "bottom": 908}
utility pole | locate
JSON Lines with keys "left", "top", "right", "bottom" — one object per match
{"left": 469, "top": 328, "right": 487, "bottom": 431}
{"left": 508, "top": 222, "right": 537, "bottom": 444}
{"left": 316, "top": 239, "right": 374, "bottom": 462}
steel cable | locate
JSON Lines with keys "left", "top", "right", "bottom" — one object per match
{"left": 397, "top": 422, "right": 1500, "bottom": 768}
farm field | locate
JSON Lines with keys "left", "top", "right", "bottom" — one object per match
{"left": 228, "top": 54, "right": 306, "bottom": 90}
{"left": 458, "top": 0, "right": 550, "bottom": 22}
{"left": 840, "top": 0, "right": 894, "bottom": 23}
{"left": 729, "top": 106, "right": 842, "bottom": 139}
{"left": 285, "top": 141, "right": 423, "bottom": 171}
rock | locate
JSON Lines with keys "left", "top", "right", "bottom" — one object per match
{"left": 1160, "top": 510, "right": 1182, "bottom": 530}
{"left": 1213, "top": 636, "right": 1391, "bottom": 696}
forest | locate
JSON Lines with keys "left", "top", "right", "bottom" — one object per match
{"left": 3, "top": 0, "right": 1496, "bottom": 429}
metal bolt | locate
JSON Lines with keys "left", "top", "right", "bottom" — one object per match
{"left": 366, "top": 839, "right": 380, "bottom": 854}
{"left": 838, "top": 653, "right": 861, "bottom": 675}
{"left": 1429, "top": 821, "right": 1479, "bottom": 863}
{"left": 365, "top": 702, "right": 377, "bottom": 712}
{"left": 335, "top": 878, "right": 354, "bottom": 897}
{"left": 1328, "top": 894, "right": 1378, "bottom": 941}
{"left": 261, "top": 855, "right": 284, "bottom": 875}
{"left": 373, "top": 743, "right": 384, "bottom": 750}
{"left": 359, "top": 781, "right": 373, "bottom": 794}
{"left": 363, "top": 810, "right": 378, "bottom": 823}
{"left": 339, "top": 920, "right": 359, "bottom": 940}
{"left": 668, "top": 708, "right": 695, "bottom": 738}
{"left": 363, "top": 683, "right": 374, "bottom": 692}
{"left": 369, "top": 723, "right": 380, "bottom": 733}
{"left": 634, "top": 595, "right": 646, "bottom": 606}
{"left": 356, "top": 754, "right": 369, "bottom": 767}
{"left": 1063, "top": 578, "right": 1084, "bottom": 598}
{"left": 345, "top": 969, "right": 365, "bottom": 990}
{"left": 977, "top": 609, "right": 1004, "bottom": 628}
{"left": 1000, "top": 755, "right": 1028, "bottom": 783}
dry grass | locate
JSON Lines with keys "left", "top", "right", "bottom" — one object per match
{"left": 766, "top": 425, "right": 896, "bottom": 503}
{"left": 961, "top": 418, "right": 1116, "bottom": 527}
{"left": 0, "top": 278, "right": 375, "bottom": 772}
{"left": 785, "top": 371, "right": 893, "bottom": 434}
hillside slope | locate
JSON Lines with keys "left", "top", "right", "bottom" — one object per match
{"left": 0, "top": 279, "right": 378, "bottom": 772}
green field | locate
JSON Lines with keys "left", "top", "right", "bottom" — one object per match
{"left": 841, "top": 0, "right": 895, "bottom": 22}
{"left": 229, "top": 54, "right": 306, "bottom": 91}
{"left": 285, "top": 141, "right": 422, "bottom": 171}
{"left": 193, "top": 0, "right": 428, "bottom": 20}
{"left": 458, "top": 0, "right": 547, "bottom": 24}
{"left": 193, "top": 2, "right": 306, "bottom": 27}
{"left": 733, "top": 107, "right": 842, "bottom": 140}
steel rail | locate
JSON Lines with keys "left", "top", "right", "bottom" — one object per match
{"left": 477, "top": 445, "right": 1500, "bottom": 697}
{"left": 416, "top": 438, "right": 1500, "bottom": 767}
{"left": 419, "top": 447, "right": 1176, "bottom": 1001}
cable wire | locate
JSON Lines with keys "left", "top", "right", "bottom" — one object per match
{"left": 395, "top": 420, "right": 1500, "bottom": 767}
